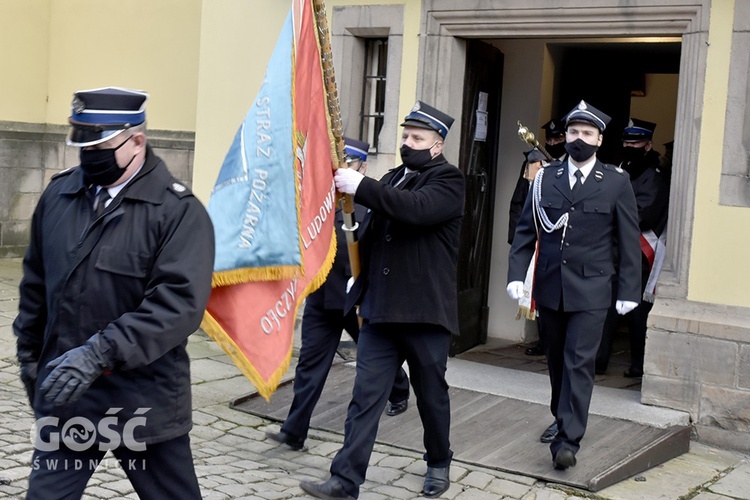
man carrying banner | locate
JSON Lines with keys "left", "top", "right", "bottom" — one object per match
{"left": 300, "top": 101, "right": 465, "bottom": 499}
{"left": 266, "top": 137, "right": 410, "bottom": 451}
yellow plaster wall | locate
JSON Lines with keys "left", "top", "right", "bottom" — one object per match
{"left": 689, "top": 0, "right": 750, "bottom": 307}
{"left": 44, "top": 0, "right": 202, "bottom": 130}
{"left": 0, "top": 1, "right": 50, "bottom": 123}
{"left": 192, "top": 0, "right": 422, "bottom": 204}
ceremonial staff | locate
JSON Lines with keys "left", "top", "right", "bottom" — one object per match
{"left": 313, "top": 0, "right": 362, "bottom": 283}
{"left": 517, "top": 121, "right": 554, "bottom": 162}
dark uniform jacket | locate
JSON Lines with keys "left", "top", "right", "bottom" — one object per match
{"left": 14, "top": 146, "right": 215, "bottom": 445}
{"left": 508, "top": 159, "right": 641, "bottom": 311}
{"left": 508, "top": 162, "right": 531, "bottom": 244}
{"left": 307, "top": 204, "right": 366, "bottom": 310}
{"left": 345, "top": 155, "right": 465, "bottom": 334}
{"left": 624, "top": 149, "right": 669, "bottom": 237}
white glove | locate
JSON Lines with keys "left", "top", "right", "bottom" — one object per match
{"left": 335, "top": 168, "right": 365, "bottom": 195}
{"left": 616, "top": 300, "right": 639, "bottom": 315}
{"left": 506, "top": 281, "right": 524, "bottom": 301}
{"left": 346, "top": 277, "right": 354, "bottom": 293}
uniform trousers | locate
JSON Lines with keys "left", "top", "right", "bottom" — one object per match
{"left": 538, "top": 305, "right": 608, "bottom": 457}
{"left": 282, "top": 301, "right": 410, "bottom": 442}
{"left": 26, "top": 433, "right": 200, "bottom": 500}
{"left": 330, "top": 322, "right": 453, "bottom": 498}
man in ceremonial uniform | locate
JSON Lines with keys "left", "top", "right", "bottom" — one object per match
{"left": 266, "top": 138, "right": 410, "bottom": 451}
{"left": 618, "top": 119, "right": 669, "bottom": 377}
{"left": 301, "top": 101, "right": 465, "bottom": 499}
{"left": 14, "top": 87, "right": 214, "bottom": 499}
{"left": 542, "top": 117, "right": 567, "bottom": 161}
{"left": 507, "top": 100, "right": 641, "bottom": 469}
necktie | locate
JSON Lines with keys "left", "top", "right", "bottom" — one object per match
{"left": 571, "top": 170, "right": 583, "bottom": 197}
{"left": 93, "top": 189, "right": 111, "bottom": 217}
{"left": 394, "top": 171, "right": 410, "bottom": 187}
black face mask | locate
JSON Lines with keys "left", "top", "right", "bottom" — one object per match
{"left": 399, "top": 143, "right": 436, "bottom": 170}
{"left": 565, "top": 139, "right": 599, "bottom": 163}
{"left": 80, "top": 135, "right": 135, "bottom": 186}
{"left": 621, "top": 145, "right": 647, "bottom": 162}
{"left": 546, "top": 141, "right": 567, "bottom": 159}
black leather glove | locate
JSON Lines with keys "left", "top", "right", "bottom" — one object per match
{"left": 19, "top": 361, "right": 38, "bottom": 407}
{"left": 39, "top": 335, "right": 114, "bottom": 407}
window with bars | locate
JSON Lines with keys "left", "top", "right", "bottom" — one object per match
{"left": 359, "top": 38, "right": 388, "bottom": 154}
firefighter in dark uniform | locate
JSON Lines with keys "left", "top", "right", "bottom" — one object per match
{"left": 618, "top": 119, "right": 669, "bottom": 377}
{"left": 507, "top": 100, "right": 641, "bottom": 470}
{"left": 301, "top": 101, "right": 465, "bottom": 499}
{"left": 266, "top": 138, "right": 410, "bottom": 451}
{"left": 14, "top": 87, "right": 214, "bottom": 499}
{"left": 508, "top": 148, "right": 548, "bottom": 358}
{"left": 596, "top": 118, "right": 670, "bottom": 376}
{"left": 541, "top": 117, "right": 568, "bottom": 162}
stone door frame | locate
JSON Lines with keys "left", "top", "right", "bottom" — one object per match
{"left": 416, "top": 0, "right": 711, "bottom": 302}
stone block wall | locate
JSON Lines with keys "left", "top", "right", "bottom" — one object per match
{"left": 0, "top": 121, "right": 196, "bottom": 258}
{"left": 642, "top": 299, "right": 750, "bottom": 451}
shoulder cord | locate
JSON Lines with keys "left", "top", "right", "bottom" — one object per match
{"left": 532, "top": 168, "right": 569, "bottom": 249}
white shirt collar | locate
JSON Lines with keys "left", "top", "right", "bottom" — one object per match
{"left": 567, "top": 156, "right": 597, "bottom": 188}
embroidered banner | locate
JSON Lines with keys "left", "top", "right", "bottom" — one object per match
{"left": 202, "top": 0, "right": 337, "bottom": 400}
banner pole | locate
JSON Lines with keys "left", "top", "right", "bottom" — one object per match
{"left": 312, "top": 0, "right": 363, "bottom": 285}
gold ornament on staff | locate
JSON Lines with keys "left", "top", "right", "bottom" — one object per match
{"left": 517, "top": 121, "right": 553, "bottom": 162}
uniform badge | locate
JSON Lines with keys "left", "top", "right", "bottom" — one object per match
{"left": 615, "top": 166, "right": 624, "bottom": 174}
{"left": 171, "top": 182, "right": 186, "bottom": 192}
{"left": 556, "top": 167, "right": 565, "bottom": 178}
{"left": 594, "top": 170, "right": 604, "bottom": 181}
{"left": 72, "top": 96, "right": 86, "bottom": 114}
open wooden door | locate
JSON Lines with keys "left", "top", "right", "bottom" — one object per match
{"left": 452, "top": 39, "right": 504, "bottom": 356}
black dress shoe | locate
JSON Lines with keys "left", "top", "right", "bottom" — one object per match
{"left": 266, "top": 430, "right": 304, "bottom": 450}
{"left": 540, "top": 421, "right": 558, "bottom": 443}
{"left": 553, "top": 449, "right": 577, "bottom": 470}
{"left": 525, "top": 344, "right": 545, "bottom": 356}
{"left": 300, "top": 477, "right": 355, "bottom": 499}
{"left": 624, "top": 367, "right": 644, "bottom": 378}
{"left": 385, "top": 399, "right": 408, "bottom": 416}
{"left": 422, "top": 466, "right": 450, "bottom": 497}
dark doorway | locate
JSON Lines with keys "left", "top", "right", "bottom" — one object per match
{"left": 550, "top": 41, "right": 681, "bottom": 163}
{"left": 453, "top": 39, "right": 503, "bottom": 356}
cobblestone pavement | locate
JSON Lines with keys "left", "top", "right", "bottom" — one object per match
{"left": 1, "top": 258, "right": 749, "bottom": 499}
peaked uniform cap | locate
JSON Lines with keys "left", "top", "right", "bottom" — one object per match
{"left": 524, "top": 148, "right": 547, "bottom": 164}
{"left": 563, "top": 100, "right": 611, "bottom": 133}
{"left": 343, "top": 136, "right": 370, "bottom": 160}
{"left": 400, "top": 100, "right": 454, "bottom": 139}
{"left": 542, "top": 118, "right": 565, "bottom": 137}
{"left": 67, "top": 86, "right": 149, "bottom": 147}
{"left": 622, "top": 118, "right": 657, "bottom": 141}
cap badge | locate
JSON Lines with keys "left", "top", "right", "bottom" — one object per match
{"left": 411, "top": 101, "right": 421, "bottom": 112}
{"left": 627, "top": 119, "right": 634, "bottom": 127}
{"left": 72, "top": 97, "right": 86, "bottom": 114}
{"left": 172, "top": 182, "right": 186, "bottom": 192}
{"left": 578, "top": 100, "right": 587, "bottom": 110}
